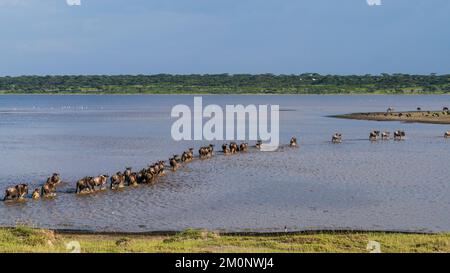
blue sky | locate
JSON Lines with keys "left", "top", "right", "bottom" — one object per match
{"left": 0, "top": 0, "right": 449, "bottom": 75}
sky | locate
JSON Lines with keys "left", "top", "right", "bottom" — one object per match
{"left": 0, "top": 0, "right": 449, "bottom": 75}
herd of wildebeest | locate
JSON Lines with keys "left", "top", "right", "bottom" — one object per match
{"left": 3, "top": 138, "right": 300, "bottom": 201}
{"left": 3, "top": 125, "right": 450, "bottom": 202}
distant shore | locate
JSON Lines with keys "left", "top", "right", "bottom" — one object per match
{"left": 1, "top": 74, "right": 449, "bottom": 95}
{"left": 332, "top": 110, "right": 450, "bottom": 124}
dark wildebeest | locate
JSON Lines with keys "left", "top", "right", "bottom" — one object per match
{"left": 124, "top": 167, "right": 132, "bottom": 178}
{"left": 110, "top": 172, "right": 125, "bottom": 190}
{"left": 229, "top": 142, "right": 239, "bottom": 154}
{"left": 290, "top": 137, "right": 298, "bottom": 147}
{"left": 381, "top": 131, "right": 391, "bottom": 140}
{"left": 41, "top": 181, "right": 56, "bottom": 198}
{"left": 207, "top": 144, "right": 214, "bottom": 156}
{"left": 255, "top": 140, "right": 262, "bottom": 150}
{"left": 32, "top": 188, "right": 40, "bottom": 200}
{"left": 47, "top": 173, "right": 61, "bottom": 185}
{"left": 369, "top": 131, "right": 380, "bottom": 141}
{"left": 4, "top": 184, "right": 28, "bottom": 201}
{"left": 150, "top": 161, "right": 165, "bottom": 177}
{"left": 91, "top": 174, "right": 109, "bottom": 190}
{"left": 199, "top": 147, "right": 210, "bottom": 159}
{"left": 137, "top": 169, "right": 146, "bottom": 184}
{"left": 239, "top": 143, "right": 248, "bottom": 152}
{"left": 222, "top": 143, "right": 231, "bottom": 155}
{"left": 182, "top": 149, "right": 194, "bottom": 162}
{"left": 187, "top": 148, "right": 194, "bottom": 158}
{"left": 169, "top": 155, "right": 180, "bottom": 171}
{"left": 181, "top": 151, "right": 191, "bottom": 163}
{"left": 41, "top": 179, "right": 56, "bottom": 198}
{"left": 76, "top": 176, "right": 93, "bottom": 194}
{"left": 181, "top": 151, "right": 188, "bottom": 162}
{"left": 331, "top": 133, "right": 342, "bottom": 144}
{"left": 126, "top": 173, "right": 138, "bottom": 187}
{"left": 137, "top": 168, "right": 152, "bottom": 184}
{"left": 394, "top": 130, "right": 406, "bottom": 140}
{"left": 124, "top": 168, "right": 138, "bottom": 186}
{"left": 158, "top": 161, "right": 166, "bottom": 176}
{"left": 444, "top": 131, "right": 450, "bottom": 138}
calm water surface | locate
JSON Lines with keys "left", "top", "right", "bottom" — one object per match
{"left": 0, "top": 95, "right": 449, "bottom": 232}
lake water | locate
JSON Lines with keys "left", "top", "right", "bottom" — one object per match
{"left": 1, "top": 95, "right": 449, "bottom": 233}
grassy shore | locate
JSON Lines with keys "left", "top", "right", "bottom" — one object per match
{"left": 332, "top": 110, "right": 450, "bottom": 124}
{"left": 0, "top": 227, "right": 449, "bottom": 253}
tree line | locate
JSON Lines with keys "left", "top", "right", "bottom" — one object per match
{"left": 0, "top": 74, "right": 449, "bottom": 94}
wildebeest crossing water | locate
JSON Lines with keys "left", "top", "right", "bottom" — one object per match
{"left": 3, "top": 139, "right": 299, "bottom": 201}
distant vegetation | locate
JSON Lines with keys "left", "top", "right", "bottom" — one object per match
{"left": 1, "top": 74, "right": 449, "bottom": 94}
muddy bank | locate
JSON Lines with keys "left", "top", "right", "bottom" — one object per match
{"left": 331, "top": 110, "right": 450, "bottom": 124}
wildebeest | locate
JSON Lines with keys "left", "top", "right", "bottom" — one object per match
{"left": 181, "top": 149, "right": 194, "bottom": 163}
{"left": 394, "top": 130, "right": 406, "bottom": 140}
{"left": 110, "top": 172, "right": 125, "bottom": 190}
{"left": 158, "top": 161, "right": 166, "bottom": 176}
{"left": 369, "top": 130, "right": 380, "bottom": 141}
{"left": 229, "top": 142, "right": 239, "bottom": 154}
{"left": 137, "top": 168, "right": 154, "bottom": 184}
{"left": 76, "top": 176, "right": 93, "bottom": 194}
{"left": 444, "top": 131, "right": 450, "bottom": 138}
{"left": 32, "top": 188, "right": 40, "bottom": 200}
{"left": 76, "top": 174, "right": 109, "bottom": 194}
{"left": 46, "top": 173, "right": 61, "bottom": 185}
{"left": 187, "top": 149, "right": 194, "bottom": 160}
{"left": 222, "top": 143, "right": 231, "bottom": 155}
{"left": 207, "top": 144, "right": 214, "bottom": 156}
{"left": 3, "top": 184, "right": 28, "bottom": 201}
{"left": 169, "top": 155, "right": 180, "bottom": 171}
{"left": 181, "top": 151, "right": 189, "bottom": 162}
{"left": 255, "top": 140, "right": 262, "bottom": 150}
{"left": 239, "top": 143, "right": 249, "bottom": 152}
{"left": 290, "top": 137, "right": 298, "bottom": 147}
{"left": 381, "top": 131, "right": 391, "bottom": 140}
{"left": 331, "top": 133, "right": 342, "bottom": 144}
{"left": 41, "top": 181, "right": 56, "bottom": 198}
{"left": 387, "top": 107, "right": 394, "bottom": 113}
{"left": 150, "top": 160, "right": 166, "bottom": 177}
{"left": 124, "top": 167, "right": 138, "bottom": 186}
{"left": 199, "top": 144, "right": 214, "bottom": 159}
{"left": 92, "top": 174, "right": 109, "bottom": 190}
{"left": 198, "top": 147, "right": 207, "bottom": 159}
{"left": 126, "top": 173, "right": 138, "bottom": 187}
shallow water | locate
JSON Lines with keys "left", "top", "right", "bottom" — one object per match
{"left": 0, "top": 95, "right": 449, "bottom": 232}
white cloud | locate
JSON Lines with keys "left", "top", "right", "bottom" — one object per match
{"left": 367, "top": 0, "right": 382, "bottom": 6}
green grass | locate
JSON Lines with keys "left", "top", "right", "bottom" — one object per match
{"left": 0, "top": 227, "right": 449, "bottom": 253}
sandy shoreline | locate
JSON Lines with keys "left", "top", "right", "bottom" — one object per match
{"left": 331, "top": 110, "right": 450, "bottom": 124}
